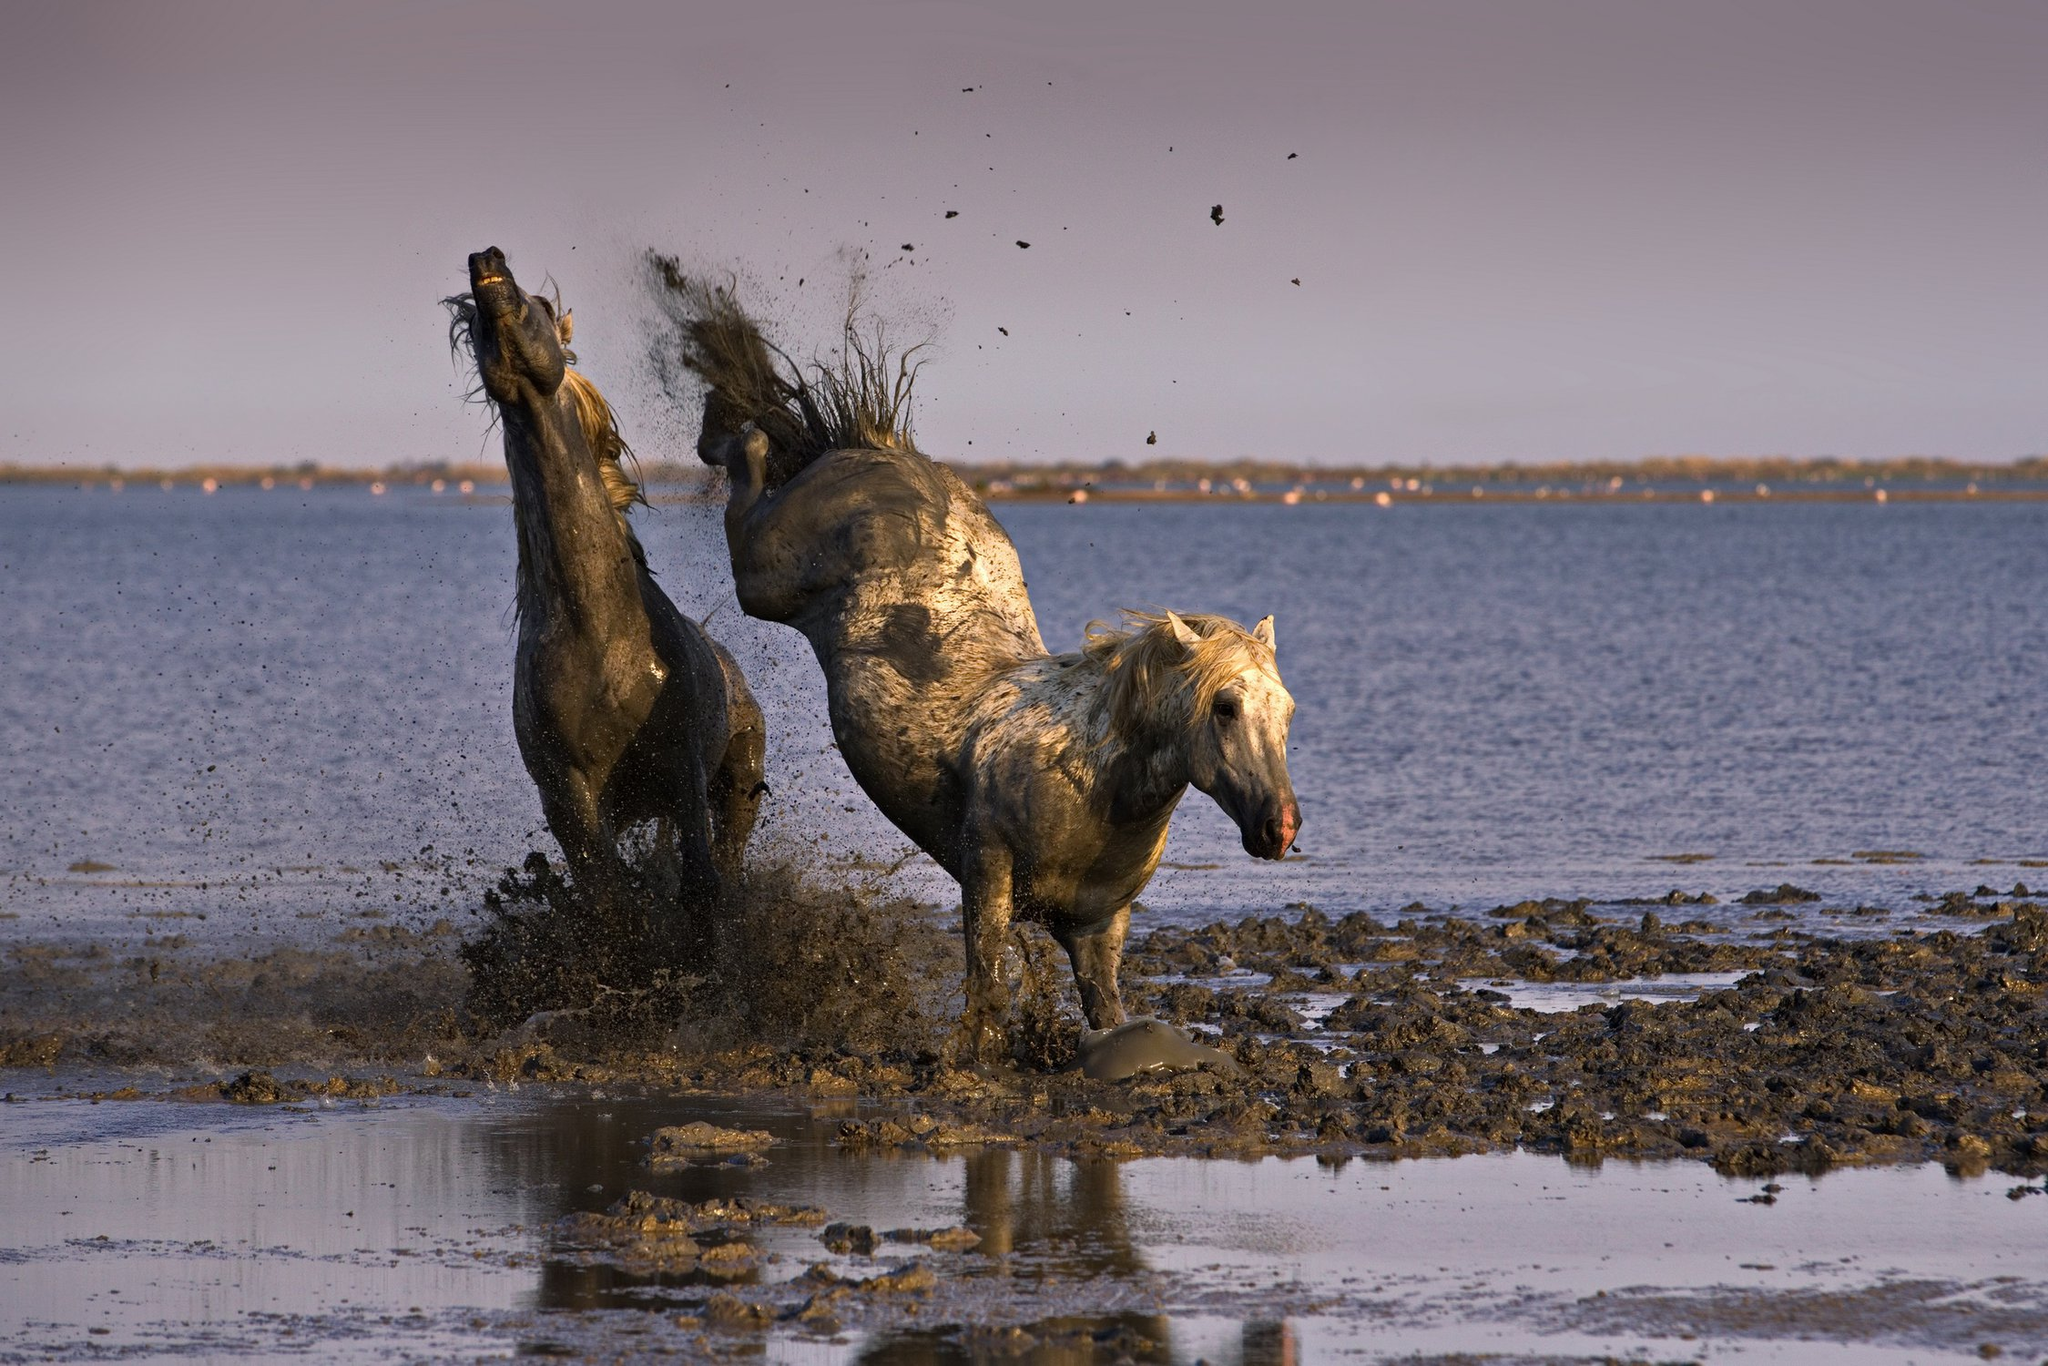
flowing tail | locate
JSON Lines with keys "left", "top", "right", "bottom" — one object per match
{"left": 646, "top": 253, "right": 927, "bottom": 492}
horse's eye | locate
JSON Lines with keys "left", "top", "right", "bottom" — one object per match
{"left": 1213, "top": 696, "right": 1239, "bottom": 722}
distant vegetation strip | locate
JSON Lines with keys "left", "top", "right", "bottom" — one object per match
{"left": 960, "top": 454, "right": 2048, "bottom": 489}
{"left": 7, "top": 454, "right": 2046, "bottom": 497}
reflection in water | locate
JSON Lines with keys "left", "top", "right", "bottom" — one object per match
{"left": 8, "top": 1092, "right": 2039, "bottom": 1364}
{"left": 858, "top": 1150, "right": 1299, "bottom": 1363}
{"left": 510, "top": 1096, "right": 818, "bottom": 1312}
{"left": 961, "top": 1149, "right": 1143, "bottom": 1272}
{"left": 857, "top": 1313, "right": 1175, "bottom": 1366}
{"left": 858, "top": 1316, "right": 1297, "bottom": 1366}
{"left": 493, "top": 1100, "right": 1276, "bottom": 1361}
{"left": 910, "top": 1150, "right": 1174, "bottom": 1363}
{"left": 1240, "top": 1318, "right": 1298, "bottom": 1366}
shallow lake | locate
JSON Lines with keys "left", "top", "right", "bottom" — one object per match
{"left": 3, "top": 485, "right": 2043, "bottom": 938}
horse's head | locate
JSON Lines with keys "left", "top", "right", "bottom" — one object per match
{"left": 448, "top": 247, "right": 642, "bottom": 530}
{"left": 1092, "top": 611, "right": 1302, "bottom": 860}
{"left": 455, "top": 246, "right": 573, "bottom": 409}
{"left": 1165, "top": 611, "right": 1302, "bottom": 860}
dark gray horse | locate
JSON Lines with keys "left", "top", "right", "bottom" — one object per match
{"left": 657, "top": 271, "right": 1300, "bottom": 1065}
{"left": 448, "top": 248, "right": 765, "bottom": 919}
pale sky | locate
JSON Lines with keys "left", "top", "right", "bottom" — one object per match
{"left": 3, "top": 0, "right": 2044, "bottom": 468}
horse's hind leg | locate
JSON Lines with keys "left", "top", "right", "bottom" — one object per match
{"left": 713, "top": 431, "right": 811, "bottom": 625}
{"left": 1054, "top": 905, "right": 1132, "bottom": 1032}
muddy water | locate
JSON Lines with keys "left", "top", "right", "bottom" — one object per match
{"left": 3, "top": 1088, "right": 2043, "bottom": 1363}
{"left": 1460, "top": 970, "right": 1755, "bottom": 1013}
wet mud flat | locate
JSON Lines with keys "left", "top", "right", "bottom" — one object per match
{"left": 5, "top": 1087, "right": 2047, "bottom": 1364}
{"left": 4, "top": 887, "right": 2048, "bottom": 1360}
{"left": 7, "top": 887, "right": 2048, "bottom": 1176}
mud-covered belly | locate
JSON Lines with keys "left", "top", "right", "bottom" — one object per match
{"left": 813, "top": 654, "right": 966, "bottom": 876}
{"left": 1014, "top": 818, "right": 1173, "bottom": 929}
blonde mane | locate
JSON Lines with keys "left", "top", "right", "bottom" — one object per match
{"left": 560, "top": 366, "right": 643, "bottom": 517}
{"left": 1081, "top": 611, "right": 1276, "bottom": 739}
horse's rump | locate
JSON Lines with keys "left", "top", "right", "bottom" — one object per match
{"left": 749, "top": 447, "right": 1045, "bottom": 666}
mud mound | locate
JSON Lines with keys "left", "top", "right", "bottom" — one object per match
{"left": 15, "top": 878, "right": 2047, "bottom": 1180}
{"left": 519, "top": 899, "right": 2042, "bottom": 1178}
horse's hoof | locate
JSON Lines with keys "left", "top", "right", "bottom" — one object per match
{"left": 945, "top": 1017, "right": 1010, "bottom": 1071}
{"left": 1076, "top": 1018, "right": 1240, "bottom": 1082}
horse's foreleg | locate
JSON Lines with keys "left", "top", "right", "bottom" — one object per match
{"left": 716, "top": 430, "right": 799, "bottom": 623}
{"left": 1054, "top": 905, "right": 1132, "bottom": 1032}
{"left": 541, "top": 772, "right": 624, "bottom": 927}
{"left": 708, "top": 715, "right": 767, "bottom": 887}
{"left": 958, "top": 844, "right": 1016, "bottom": 1065}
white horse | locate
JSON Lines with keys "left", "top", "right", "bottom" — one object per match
{"left": 660, "top": 271, "right": 1300, "bottom": 1064}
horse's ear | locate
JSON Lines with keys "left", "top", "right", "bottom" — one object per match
{"left": 1253, "top": 615, "right": 1275, "bottom": 652}
{"left": 1165, "top": 610, "right": 1202, "bottom": 651}
{"left": 558, "top": 309, "right": 574, "bottom": 346}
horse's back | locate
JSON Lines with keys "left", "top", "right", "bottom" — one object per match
{"left": 928, "top": 462, "right": 1043, "bottom": 655}
{"left": 731, "top": 447, "right": 941, "bottom": 620}
{"left": 743, "top": 446, "right": 1043, "bottom": 657}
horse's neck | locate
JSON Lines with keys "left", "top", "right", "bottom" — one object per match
{"left": 1096, "top": 729, "right": 1191, "bottom": 824}
{"left": 1079, "top": 668, "right": 1192, "bottom": 824}
{"left": 502, "top": 395, "right": 644, "bottom": 637}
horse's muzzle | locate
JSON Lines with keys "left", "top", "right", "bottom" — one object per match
{"left": 1244, "top": 799, "right": 1301, "bottom": 861}
{"left": 469, "top": 246, "right": 513, "bottom": 295}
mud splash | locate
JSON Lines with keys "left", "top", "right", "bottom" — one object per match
{"left": 460, "top": 848, "right": 955, "bottom": 1057}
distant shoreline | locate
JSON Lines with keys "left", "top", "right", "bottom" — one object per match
{"left": 7, "top": 455, "right": 2047, "bottom": 507}
{"left": 978, "top": 486, "right": 2048, "bottom": 505}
